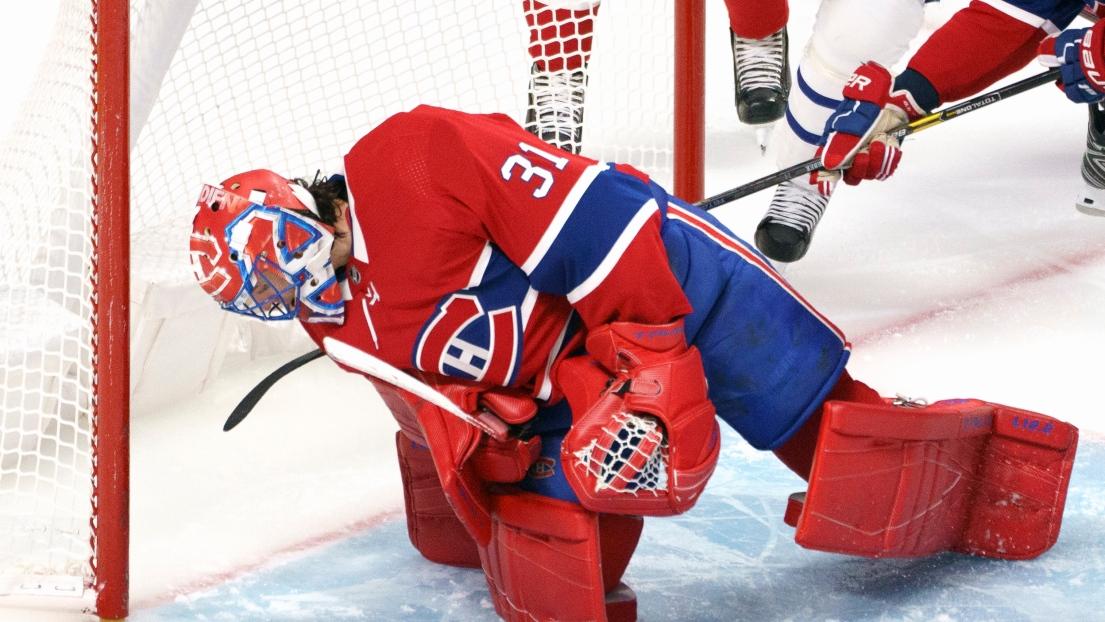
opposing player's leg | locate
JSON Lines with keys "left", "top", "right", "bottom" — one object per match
{"left": 1077, "top": 103, "right": 1105, "bottom": 216}
{"left": 786, "top": 397, "right": 1078, "bottom": 560}
{"left": 522, "top": 0, "right": 599, "bottom": 153}
{"left": 756, "top": 0, "right": 926, "bottom": 263}
{"left": 723, "top": 0, "right": 791, "bottom": 128}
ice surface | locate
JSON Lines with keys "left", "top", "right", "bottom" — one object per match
{"left": 5, "top": 0, "right": 1105, "bottom": 620}
{"left": 124, "top": 1, "right": 1105, "bottom": 619}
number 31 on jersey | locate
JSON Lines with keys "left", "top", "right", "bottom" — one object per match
{"left": 500, "top": 142, "right": 570, "bottom": 198}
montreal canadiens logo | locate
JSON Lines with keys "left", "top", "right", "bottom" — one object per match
{"left": 528, "top": 457, "right": 556, "bottom": 480}
{"left": 414, "top": 293, "right": 521, "bottom": 386}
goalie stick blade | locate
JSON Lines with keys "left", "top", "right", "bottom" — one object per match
{"left": 223, "top": 348, "right": 327, "bottom": 431}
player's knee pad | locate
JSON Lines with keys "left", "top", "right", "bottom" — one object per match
{"left": 479, "top": 490, "right": 643, "bottom": 622}
{"left": 785, "top": 398, "right": 1078, "bottom": 560}
{"left": 394, "top": 431, "right": 482, "bottom": 568}
{"left": 780, "top": 0, "right": 926, "bottom": 164}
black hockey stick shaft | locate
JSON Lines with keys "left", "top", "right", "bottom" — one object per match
{"left": 223, "top": 348, "right": 325, "bottom": 431}
{"left": 694, "top": 67, "right": 1062, "bottom": 211}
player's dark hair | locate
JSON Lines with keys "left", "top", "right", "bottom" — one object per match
{"left": 291, "top": 172, "right": 348, "bottom": 226}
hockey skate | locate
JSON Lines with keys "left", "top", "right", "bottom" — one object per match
{"left": 525, "top": 64, "right": 588, "bottom": 155}
{"left": 731, "top": 28, "right": 790, "bottom": 128}
{"left": 754, "top": 179, "right": 831, "bottom": 263}
{"left": 1076, "top": 103, "right": 1105, "bottom": 217}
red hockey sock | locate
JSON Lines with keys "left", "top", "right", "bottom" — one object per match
{"left": 723, "top": 0, "right": 788, "bottom": 40}
{"left": 523, "top": 0, "right": 597, "bottom": 72}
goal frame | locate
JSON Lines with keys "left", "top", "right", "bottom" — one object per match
{"left": 92, "top": 0, "right": 129, "bottom": 619}
{"left": 15, "top": 1, "right": 706, "bottom": 619}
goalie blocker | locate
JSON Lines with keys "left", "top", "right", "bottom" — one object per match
{"left": 784, "top": 398, "right": 1078, "bottom": 559}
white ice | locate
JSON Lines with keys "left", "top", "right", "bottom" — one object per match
{"left": 2, "top": 1, "right": 1104, "bottom": 620}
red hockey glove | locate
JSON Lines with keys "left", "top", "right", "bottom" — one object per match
{"left": 1037, "top": 19, "right": 1105, "bottom": 104}
{"left": 1085, "top": 1, "right": 1105, "bottom": 21}
{"left": 813, "top": 62, "right": 925, "bottom": 194}
{"left": 556, "top": 320, "right": 720, "bottom": 516}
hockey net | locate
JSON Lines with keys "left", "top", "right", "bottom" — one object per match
{"left": 0, "top": 0, "right": 703, "bottom": 617}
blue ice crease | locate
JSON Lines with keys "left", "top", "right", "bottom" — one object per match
{"left": 137, "top": 430, "right": 1105, "bottom": 622}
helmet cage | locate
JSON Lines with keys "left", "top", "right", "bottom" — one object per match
{"left": 223, "top": 253, "right": 301, "bottom": 320}
{"left": 192, "top": 182, "right": 343, "bottom": 322}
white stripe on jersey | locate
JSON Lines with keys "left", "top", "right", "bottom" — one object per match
{"left": 536, "top": 311, "right": 575, "bottom": 401}
{"left": 520, "top": 287, "right": 539, "bottom": 327}
{"left": 978, "top": 0, "right": 1059, "bottom": 35}
{"left": 520, "top": 163, "right": 608, "bottom": 274}
{"left": 467, "top": 242, "right": 493, "bottom": 287}
{"left": 344, "top": 164, "right": 370, "bottom": 264}
{"left": 566, "top": 198, "right": 659, "bottom": 304}
{"left": 666, "top": 204, "right": 850, "bottom": 348}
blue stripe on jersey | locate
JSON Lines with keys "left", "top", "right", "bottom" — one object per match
{"left": 989, "top": 0, "right": 1082, "bottom": 29}
{"left": 527, "top": 166, "right": 662, "bottom": 295}
{"left": 785, "top": 107, "right": 822, "bottom": 146}
{"left": 796, "top": 68, "right": 843, "bottom": 110}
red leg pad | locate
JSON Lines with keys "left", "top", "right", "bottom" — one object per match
{"left": 792, "top": 399, "right": 1077, "bottom": 559}
{"left": 479, "top": 491, "right": 642, "bottom": 622}
{"left": 773, "top": 371, "right": 882, "bottom": 480}
{"left": 395, "top": 432, "right": 482, "bottom": 568}
{"left": 959, "top": 404, "right": 1079, "bottom": 559}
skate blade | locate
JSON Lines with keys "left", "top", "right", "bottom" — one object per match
{"left": 755, "top": 127, "right": 771, "bottom": 155}
{"left": 1075, "top": 184, "right": 1105, "bottom": 216}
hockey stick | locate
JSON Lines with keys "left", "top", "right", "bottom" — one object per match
{"left": 694, "top": 67, "right": 1062, "bottom": 211}
{"left": 223, "top": 348, "right": 326, "bottom": 431}
{"left": 223, "top": 341, "right": 512, "bottom": 441}
{"left": 321, "top": 337, "right": 511, "bottom": 441}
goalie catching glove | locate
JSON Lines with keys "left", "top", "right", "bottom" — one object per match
{"left": 556, "top": 320, "right": 721, "bottom": 516}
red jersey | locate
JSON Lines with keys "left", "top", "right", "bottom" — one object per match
{"left": 303, "top": 105, "right": 690, "bottom": 401}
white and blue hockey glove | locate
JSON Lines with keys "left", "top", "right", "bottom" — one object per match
{"left": 1038, "top": 20, "right": 1105, "bottom": 104}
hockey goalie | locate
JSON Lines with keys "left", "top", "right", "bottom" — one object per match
{"left": 189, "top": 104, "right": 1078, "bottom": 621}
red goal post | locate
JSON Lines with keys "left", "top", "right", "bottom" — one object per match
{"left": 0, "top": 1, "right": 704, "bottom": 619}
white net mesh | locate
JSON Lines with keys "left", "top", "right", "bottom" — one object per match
{"left": 131, "top": 0, "right": 677, "bottom": 288}
{"left": 0, "top": 0, "right": 96, "bottom": 590}
{"left": 0, "top": 0, "right": 687, "bottom": 602}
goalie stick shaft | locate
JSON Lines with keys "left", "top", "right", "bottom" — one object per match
{"left": 693, "top": 67, "right": 1062, "bottom": 211}
{"left": 224, "top": 341, "right": 511, "bottom": 441}
{"left": 223, "top": 348, "right": 326, "bottom": 431}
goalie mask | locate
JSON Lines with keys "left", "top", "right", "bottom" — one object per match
{"left": 189, "top": 169, "right": 345, "bottom": 322}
